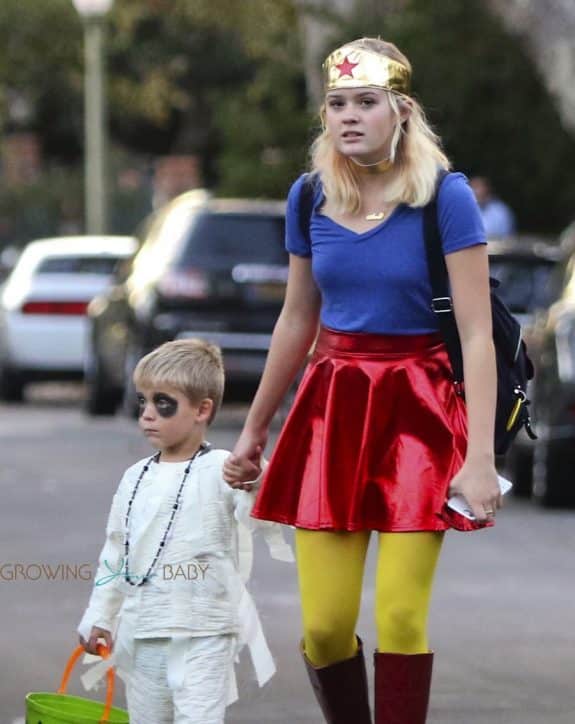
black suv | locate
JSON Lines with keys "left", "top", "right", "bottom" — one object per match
{"left": 85, "top": 191, "right": 287, "bottom": 415}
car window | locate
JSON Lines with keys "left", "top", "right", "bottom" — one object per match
{"left": 36, "top": 256, "right": 124, "bottom": 275}
{"left": 177, "top": 213, "right": 286, "bottom": 270}
{"left": 489, "top": 256, "right": 557, "bottom": 312}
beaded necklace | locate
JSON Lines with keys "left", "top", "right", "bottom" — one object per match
{"left": 123, "top": 441, "right": 210, "bottom": 586}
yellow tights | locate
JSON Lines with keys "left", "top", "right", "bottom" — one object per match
{"left": 296, "top": 529, "right": 444, "bottom": 667}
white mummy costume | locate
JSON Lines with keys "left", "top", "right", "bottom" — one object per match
{"left": 77, "top": 447, "right": 294, "bottom": 723}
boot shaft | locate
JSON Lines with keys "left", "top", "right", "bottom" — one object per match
{"left": 374, "top": 651, "right": 433, "bottom": 724}
{"left": 301, "top": 637, "right": 372, "bottom": 724}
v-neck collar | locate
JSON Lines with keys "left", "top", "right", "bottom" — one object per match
{"left": 318, "top": 203, "right": 403, "bottom": 239}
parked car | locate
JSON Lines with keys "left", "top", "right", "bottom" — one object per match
{"left": 85, "top": 191, "right": 287, "bottom": 415}
{"left": 0, "top": 236, "right": 137, "bottom": 401}
{"left": 487, "top": 236, "right": 561, "bottom": 331}
{"left": 486, "top": 237, "right": 563, "bottom": 496}
{"left": 525, "top": 244, "right": 575, "bottom": 506}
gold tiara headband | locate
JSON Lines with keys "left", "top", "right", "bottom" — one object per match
{"left": 323, "top": 45, "right": 411, "bottom": 96}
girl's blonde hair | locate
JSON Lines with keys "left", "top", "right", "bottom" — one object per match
{"left": 311, "top": 37, "right": 450, "bottom": 213}
{"left": 133, "top": 338, "right": 225, "bottom": 425}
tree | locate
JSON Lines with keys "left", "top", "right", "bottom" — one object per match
{"left": 0, "top": 0, "right": 82, "bottom": 159}
{"left": 1, "top": 0, "right": 573, "bottom": 234}
{"left": 108, "top": 0, "right": 253, "bottom": 166}
{"left": 0, "top": 0, "right": 308, "bottom": 197}
{"left": 487, "top": 0, "right": 575, "bottom": 133}
{"left": 203, "top": 0, "right": 312, "bottom": 197}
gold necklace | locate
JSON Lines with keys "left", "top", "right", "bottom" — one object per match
{"left": 365, "top": 211, "right": 387, "bottom": 221}
{"left": 365, "top": 204, "right": 395, "bottom": 221}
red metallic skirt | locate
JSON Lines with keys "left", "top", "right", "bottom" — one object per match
{"left": 251, "top": 327, "right": 491, "bottom": 533}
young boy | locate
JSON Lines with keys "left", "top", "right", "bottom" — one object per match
{"left": 78, "top": 338, "right": 293, "bottom": 724}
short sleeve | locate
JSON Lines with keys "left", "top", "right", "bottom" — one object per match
{"left": 437, "top": 172, "right": 486, "bottom": 254}
{"left": 285, "top": 174, "right": 312, "bottom": 257}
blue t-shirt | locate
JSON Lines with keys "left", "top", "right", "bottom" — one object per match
{"left": 285, "top": 172, "right": 486, "bottom": 334}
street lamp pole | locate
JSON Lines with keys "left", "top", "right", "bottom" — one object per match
{"left": 72, "top": 0, "right": 114, "bottom": 235}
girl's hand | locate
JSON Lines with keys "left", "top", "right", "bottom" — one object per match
{"left": 223, "top": 430, "right": 267, "bottom": 489}
{"left": 448, "top": 459, "right": 501, "bottom": 523}
{"left": 79, "top": 626, "right": 113, "bottom": 655}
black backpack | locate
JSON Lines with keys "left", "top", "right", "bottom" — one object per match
{"left": 297, "top": 171, "right": 537, "bottom": 456}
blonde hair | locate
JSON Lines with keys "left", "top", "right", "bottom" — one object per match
{"left": 133, "top": 339, "right": 225, "bottom": 425}
{"left": 312, "top": 37, "right": 450, "bottom": 213}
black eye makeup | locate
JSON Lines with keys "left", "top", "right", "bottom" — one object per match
{"left": 136, "top": 392, "right": 179, "bottom": 418}
{"left": 153, "top": 393, "right": 179, "bottom": 418}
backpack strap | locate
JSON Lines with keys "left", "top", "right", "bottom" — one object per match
{"left": 298, "top": 172, "right": 320, "bottom": 248}
{"left": 423, "top": 169, "right": 465, "bottom": 390}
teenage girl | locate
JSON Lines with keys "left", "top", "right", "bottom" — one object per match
{"left": 224, "top": 37, "right": 499, "bottom": 724}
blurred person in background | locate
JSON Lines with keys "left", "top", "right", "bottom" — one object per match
{"left": 470, "top": 175, "right": 516, "bottom": 237}
{"left": 224, "top": 37, "right": 499, "bottom": 724}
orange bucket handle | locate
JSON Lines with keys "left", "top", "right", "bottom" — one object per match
{"left": 57, "top": 644, "right": 115, "bottom": 723}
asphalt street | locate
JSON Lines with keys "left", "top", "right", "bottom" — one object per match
{"left": 1, "top": 384, "right": 574, "bottom": 724}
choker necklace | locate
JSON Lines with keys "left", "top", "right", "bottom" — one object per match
{"left": 350, "top": 156, "right": 393, "bottom": 175}
{"left": 123, "top": 441, "right": 210, "bottom": 586}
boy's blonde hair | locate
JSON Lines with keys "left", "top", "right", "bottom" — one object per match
{"left": 133, "top": 338, "right": 225, "bottom": 424}
{"left": 312, "top": 37, "right": 450, "bottom": 213}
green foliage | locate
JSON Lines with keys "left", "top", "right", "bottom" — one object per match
{"left": 0, "top": 0, "right": 81, "bottom": 157}
{"left": 213, "top": 73, "right": 312, "bottom": 199}
{"left": 110, "top": 0, "right": 311, "bottom": 197}
{"left": 0, "top": 0, "right": 79, "bottom": 90}
{"left": 0, "top": 0, "right": 574, "bottom": 232}
{"left": 108, "top": 0, "right": 253, "bottom": 156}
{"left": 210, "top": 1, "right": 313, "bottom": 198}
{"left": 0, "top": 167, "right": 83, "bottom": 247}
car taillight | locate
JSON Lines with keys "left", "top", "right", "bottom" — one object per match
{"left": 157, "top": 269, "right": 209, "bottom": 299}
{"left": 21, "top": 301, "right": 89, "bottom": 315}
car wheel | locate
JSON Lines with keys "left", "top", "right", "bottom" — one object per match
{"left": 0, "top": 364, "right": 25, "bottom": 402}
{"left": 532, "top": 437, "right": 575, "bottom": 508}
{"left": 84, "top": 349, "right": 119, "bottom": 416}
{"left": 507, "top": 445, "right": 533, "bottom": 498}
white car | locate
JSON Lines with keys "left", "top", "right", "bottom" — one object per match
{"left": 0, "top": 235, "right": 137, "bottom": 401}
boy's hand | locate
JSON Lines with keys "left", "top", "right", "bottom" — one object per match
{"left": 79, "top": 626, "right": 113, "bottom": 655}
{"left": 223, "top": 445, "right": 263, "bottom": 490}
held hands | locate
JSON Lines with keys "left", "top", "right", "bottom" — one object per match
{"left": 448, "top": 458, "right": 501, "bottom": 523}
{"left": 79, "top": 626, "right": 113, "bottom": 655}
{"left": 223, "top": 431, "right": 267, "bottom": 491}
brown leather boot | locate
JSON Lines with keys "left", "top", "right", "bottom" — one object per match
{"left": 373, "top": 651, "right": 433, "bottom": 724}
{"left": 301, "top": 637, "right": 372, "bottom": 723}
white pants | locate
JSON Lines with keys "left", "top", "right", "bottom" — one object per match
{"left": 125, "top": 636, "right": 235, "bottom": 724}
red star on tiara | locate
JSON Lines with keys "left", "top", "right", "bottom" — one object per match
{"left": 335, "top": 55, "right": 359, "bottom": 78}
